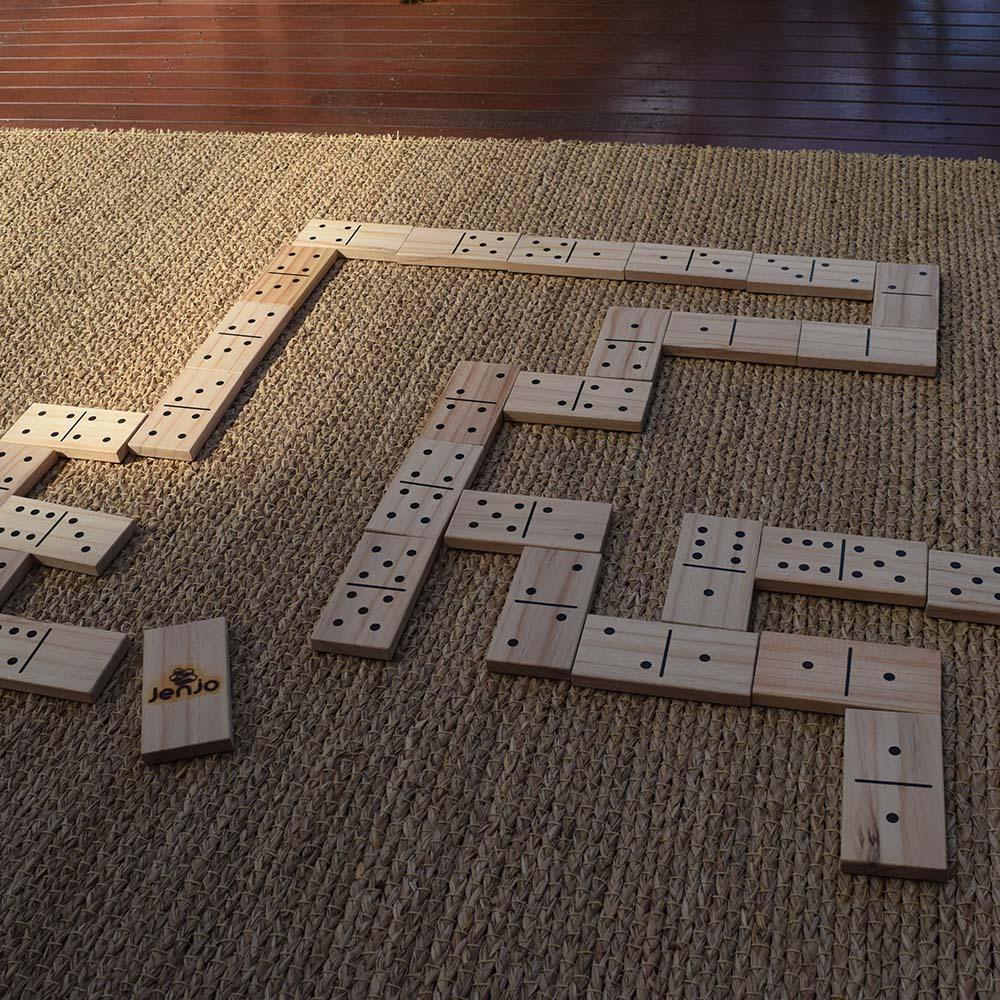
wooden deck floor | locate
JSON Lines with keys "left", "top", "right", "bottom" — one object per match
{"left": 1, "top": 0, "right": 998, "bottom": 158}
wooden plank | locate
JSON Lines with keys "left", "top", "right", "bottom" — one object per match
{"left": 445, "top": 490, "right": 612, "bottom": 554}
{"left": 755, "top": 526, "right": 928, "bottom": 606}
{"left": 0, "top": 443, "right": 58, "bottom": 498}
{"left": 746, "top": 253, "right": 876, "bottom": 299}
{"left": 213, "top": 300, "right": 293, "bottom": 342}
{"left": 141, "top": 616, "right": 233, "bottom": 764}
{"left": 0, "top": 549, "right": 33, "bottom": 608}
{"left": 841, "top": 709, "right": 947, "bottom": 880}
{"left": 585, "top": 306, "right": 669, "bottom": 380}
{"left": 394, "top": 226, "right": 520, "bottom": 269}
{"left": 752, "top": 631, "right": 941, "bottom": 715}
{"left": 310, "top": 531, "right": 437, "bottom": 659}
{"left": 870, "top": 262, "right": 940, "bottom": 331}
{"left": 366, "top": 437, "right": 485, "bottom": 539}
{"left": 129, "top": 367, "right": 246, "bottom": 461}
{"left": 485, "top": 547, "right": 601, "bottom": 679}
{"left": 797, "top": 322, "right": 937, "bottom": 376}
{"left": 571, "top": 615, "right": 759, "bottom": 706}
{"left": 0, "top": 613, "right": 129, "bottom": 702}
{"left": 2, "top": 403, "right": 147, "bottom": 462}
{"left": 503, "top": 372, "right": 652, "bottom": 433}
{"left": 664, "top": 311, "right": 801, "bottom": 365}
{"left": 0, "top": 495, "right": 136, "bottom": 576}
{"left": 295, "top": 219, "right": 412, "bottom": 261}
{"left": 926, "top": 549, "right": 1000, "bottom": 625}
{"left": 506, "top": 235, "right": 633, "bottom": 279}
{"left": 264, "top": 242, "right": 338, "bottom": 277}
{"left": 624, "top": 243, "right": 752, "bottom": 288}
{"left": 420, "top": 361, "right": 519, "bottom": 448}
{"left": 661, "top": 513, "right": 762, "bottom": 631}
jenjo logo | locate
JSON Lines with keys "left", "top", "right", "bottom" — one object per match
{"left": 148, "top": 666, "right": 221, "bottom": 703}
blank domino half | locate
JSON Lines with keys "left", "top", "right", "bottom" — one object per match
{"left": 0, "top": 444, "right": 58, "bottom": 498}
{"left": 506, "top": 235, "right": 632, "bottom": 279}
{"left": 797, "top": 323, "right": 937, "bottom": 377}
{"left": 755, "top": 526, "right": 928, "bottom": 606}
{"left": 295, "top": 220, "right": 413, "bottom": 261}
{"left": 394, "top": 227, "right": 520, "bottom": 269}
{"left": 2, "top": 404, "right": 147, "bottom": 462}
{"left": 841, "top": 709, "right": 947, "bottom": 880}
{"left": 445, "top": 491, "right": 612, "bottom": 555}
{"left": 752, "top": 631, "right": 941, "bottom": 715}
{"left": 747, "top": 254, "right": 876, "bottom": 299}
{"left": 926, "top": 549, "right": 1000, "bottom": 625}
{"left": 420, "top": 361, "right": 519, "bottom": 448}
{"left": 503, "top": 373, "right": 652, "bottom": 433}
{"left": 0, "top": 614, "right": 130, "bottom": 702}
{"left": 624, "top": 243, "right": 752, "bottom": 288}
{"left": 485, "top": 547, "right": 602, "bottom": 679}
{"left": 0, "top": 496, "right": 136, "bottom": 576}
{"left": 0, "top": 549, "right": 33, "bottom": 608}
{"left": 661, "top": 513, "right": 762, "bottom": 631}
{"left": 586, "top": 306, "right": 670, "bottom": 380}
{"left": 664, "top": 312, "right": 801, "bottom": 365}
{"left": 571, "top": 616, "right": 759, "bottom": 706}
{"left": 142, "top": 617, "right": 233, "bottom": 764}
{"left": 311, "top": 532, "right": 438, "bottom": 659}
{"left": 871, "top": 263, "right": 940, "bottom": 331}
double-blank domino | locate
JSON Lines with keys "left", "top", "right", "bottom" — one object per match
{"left": 797, "top": 323, "right": 936, "bottom": 377}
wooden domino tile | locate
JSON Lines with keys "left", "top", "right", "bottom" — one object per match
{"left": 485, "top": 548, "right": 602, "bottom": 679}
{"left": 2, "top": 404, "right": 147, "bottom": 463}
{"left": 797, "top": 323, "right": 937, "bottom": 377}
{"left": 752, "top": 631, "right": 941, "bottom": 715}
{"left": 188, "top": 332, "right": 277, "bottom": 375}
{"left": 571, "top": 616, "right": 759, "bottom": 706}
{"left": 503, "top": 373, "right": 652, "bottom": 433}
{"left": 926, "top": 549, "right": 1000, "bottom": 625}
{"left": 129, "top": 367, "right": 246, "bottom": 461}
{"left": 214, "top": 300, "right": 294, "bottom": 342}
{"left": 506, "top": 235, "right": 633, "bottom": 279}
{"left": 264, "top": 243, "right": 338, "bottom": 278}
{"left": 841, "top": 709, "right": 947, "bottom": 880}
{"left": 0, "top": 549, "right": 33, "bottom": 608}
{"left": 661, "top": 513, "right": 762, "bottom": 631}
{"left": 367, "top": 438, "right": 486, "bottom": 539}
{"left": 0, "top": 443, "right": 58, "bottom": 498}
{"left": 0, "top": 614, "right": 130, "bottom": 702}
{"left": 394, "top": 227, "right": 520, "bottom": 269}
{"left": 295, "top": 220, "right": 413, "bottom": 261}
{"left": 755, "top": 527, "right": 928, "bottom": 606}
{"left": 624, "top": 243, "right": 752, "bottom": 288}
{"left": 445, "top": 491, "right": 612, "bottom": 555}
{"left": 420, "top": 361, "right": 519, "bottom": 448}
{"left": 871, "top": 263, "right": 940, "bottom": 331}
{"left": 746, "top": 254, "right": 876, "bottom": 299}
{"left": 664, "top": 312, "right": 801, "bottom": 365}
{"left": 142, "top": 617, "right": 233, "bottom": 764}
{"left": 311, "top": 532, "right": 438, "bottom": 659}
{"left": 0, "top": 496, "right": 136, "bottom": 576}
{"left": 240, "top": 270, "right": 326, "bottom": 311}
{"left": 585, "top": 306, "right": 670, "bottom": 380}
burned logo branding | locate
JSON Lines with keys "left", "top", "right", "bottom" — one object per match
{"left": 147, "top": 664, "right": 222, "bottom": 703}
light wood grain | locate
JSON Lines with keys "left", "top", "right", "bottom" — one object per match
{"left": 624, "top": 243, "right": 752, "bottom": 288}
{"left": 0, "top": 549, "right": 34, "bottom": 609}
{"left": 0, "top": 495, "right": 136, "bottom": 576}
{"left": 142, "top": 617, "right": 233, "bottom": 764}
{"left": 2, "top": 403, "right": 147, "bottom": 463}
{"left": 240, "top": 269, "right": 327, "bottom": 311}
{"left": 445, "top": 490, "right": 612, "bottom": 555}
{"left": 755, "top": 526, "right": 928, "bottom": 606}
{"left": 311, "top": 532, "right": 438, "bottom": 659}
{"left": 926, "top": 549, "right": 1000, "bottom": 625}
{"left": 664, "top": 312, "right": 801, "bottom": 365}
{"left": 871, "top": 263, "right": 940, "bottom": 331}
{"left": 188, "top": 332, "right": 277, "bottom": 375}
{"left": 296, "top": 219, "right": 412, "bottom": 260}
{"left": 586, "top": 306, "right": 670, "bottom": 380}
{"left": 571, "top": 615, "right": 759, "bottom": 706}
{"left": 0, "top": 614, "right": 129, "bottom": 702}
{"left": 264, "top": 242, "right": 338, "bottom": 277}
{"left": 752, "top": 631, "right": 941, "bottom": 715}
{"left": 486, "top": 548, "right": 602, "bottom": 679}
{"left": 507, "top": 235, "right": 633, "bottom": 279}
{"left": 746, "top": 253, "right": 876, "bottom": 299}
{"left": 395, "top": 227, "right": 520, "bottom": 269}
{"left": 661, "top": 513, "right": 762, "bottom": 630}
{"left": 420, "top": 361, "right": 519, "bottom": 448}
{"left": 367, "top": 438, "right": 485, "bottom": 539}
{"left": 841, "top": 709, "right": 947, "bottom": 880}
{"left": 0, "top": 443, "right": 58, "bottom": 499}
{"left": 213, "top": 300, "right": 294, "bottom": 342}
{"left": 503, "top": 373, "right": 652, "bottom": 433}
{"left": 797, "top": 322, "right": 937, "bottom": 376}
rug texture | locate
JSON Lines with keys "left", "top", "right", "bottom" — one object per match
{"left": 0, "top": 128, "right": 998, "bottom": 999}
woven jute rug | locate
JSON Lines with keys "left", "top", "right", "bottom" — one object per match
{"left": 1, "top": 128, "right": 998, "bottom": 998}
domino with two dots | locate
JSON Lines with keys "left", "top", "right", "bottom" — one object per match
{"left": 624, "top": 243, "right": 752, "bottom": 288}
{"left": 586, "top": 306, "right": 670, "bottom": 381}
